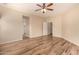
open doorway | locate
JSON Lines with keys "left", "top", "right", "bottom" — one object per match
{"left": 43, "top": 22, "right": 52, "bottom": 36}
{"left": 22, "top": 15, "right": 30, "bottom": 39}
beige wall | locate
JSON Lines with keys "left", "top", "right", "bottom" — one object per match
{"left": 0, "top": 6, "right": 45, "bottom": 43}
{"left": 62, "top": 5, "right": 79, "bottom": 46}
{"left": 29, "top": 15, "right": 44, "bottom": 38}
{"left": 0, "top": 6, "right": 24, "bottom": 44}
{"left": 52, "top": 4, "right": 79, "bottom": 46}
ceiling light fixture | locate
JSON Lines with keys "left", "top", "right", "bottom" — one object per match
{"left": 41, "top": 9, "right": 46, "bottom": 13}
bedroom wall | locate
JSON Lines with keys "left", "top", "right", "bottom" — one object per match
{"left": 52, "top": 4, "right": 79, "bottom": 46}
{"left": 0, "top": 6, "right": 24, "bottom": 44}
{"left": 0, "top": 6, "right": 45, "bottom": 43}
{"left": 29, "top": 15, "right": 44, "bottom": 38}
{"left": 62, "top": 5, "right": 79, "bottom": 46}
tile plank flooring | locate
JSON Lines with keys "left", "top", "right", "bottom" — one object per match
{"left": 0, "top": 35, "right": 79, "bottom": 55}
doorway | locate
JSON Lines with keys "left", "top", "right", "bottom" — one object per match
{"left": 43, "top": 22, "right": 52, "bottom": 36}
{"left": 22, "top": 15, "right": 30, "bottom": 39}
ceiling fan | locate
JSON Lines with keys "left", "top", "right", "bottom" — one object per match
{"left": 35, "top": 3, "right": 54, "bottom": 13}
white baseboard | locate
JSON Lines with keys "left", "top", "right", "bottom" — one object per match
{"left": 0, "top": 39, "right": 22, "bottom": 44}
{"left": 62, "top": 37, "right": 79, "bottom": 46}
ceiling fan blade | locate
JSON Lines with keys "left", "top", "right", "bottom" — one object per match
{"left": 47, "top": 3, "right": 53, "bottom": 7}
{"left": 35, "top": 9, "right": 41, "bottom": 11}
{"left": 47, "top": 8, "right": 53, "bottom": 11}
{"left": 43, "top": 3, "right": 45, "bottom": 9}
{"left": 36, "top": 4, "right": 42, "bottom": 8}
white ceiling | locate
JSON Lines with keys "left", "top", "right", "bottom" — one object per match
{"left": 0, "top": 3, "right": 77, "bottom": 18}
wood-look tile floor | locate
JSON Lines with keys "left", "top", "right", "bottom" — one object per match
{"left": 0, "top": 35, "right": 79, "bottom": 55}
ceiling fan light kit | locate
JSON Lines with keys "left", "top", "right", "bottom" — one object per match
{"left": 41, "top": 9, "right": 46, "bottom": 13}
{"left": 35, "top": 3, "right": 53, "bottom": 13}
